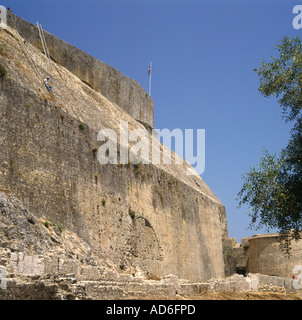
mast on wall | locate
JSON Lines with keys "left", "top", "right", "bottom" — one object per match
{"left": 148, "top": 62, "right": 152, "bottom": 96}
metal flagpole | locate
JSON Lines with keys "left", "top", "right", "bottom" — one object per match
{"left": 148, "top": 62, "right": 152, "bottom": 96}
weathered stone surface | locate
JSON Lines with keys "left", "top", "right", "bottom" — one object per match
{"left": 0, "top": 192, "right": 54, "bottom": 255}
{"left": 223, "top": 237, "right": 249, "bottom": 277}
{"left": 1, "top": 13, "right": 301, "bottom": 301}
{"left": 223, "top": 234, "right": 302, "bottom": 283}
{"left": 0, "top": 191, "right": 215, "bottom": 300}
{"left": 0, "top": 195, "right": 297, "bottom": 300}
{"left": 0, "top": 22, "right": 227, "bottom": 284}
{"left": 7, "top": 13, "right": 154, "bottom": 129}
{"left": 248, "top": 234, "right": 302, "bottom": 278}
{"left": 207, "top": 273, "right": 296, "bottom": 294}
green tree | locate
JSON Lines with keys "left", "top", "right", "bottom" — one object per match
{"left": 255, "top": 36, "right": 302, "bottom": 122}
{"left": 238, "top": 36, "right": 302, "bottom": 253}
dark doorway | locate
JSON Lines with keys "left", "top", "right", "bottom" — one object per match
{"left": 236, "top": 267, "right": 246, "bottom": 276}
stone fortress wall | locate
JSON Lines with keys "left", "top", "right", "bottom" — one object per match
{"left": 0, "top": 13, "right": 227, "bottom": 284}
{"left": 1, "top": 13, "right": 300, "bottom": 300}
{"left": 7, "top": 13, "right": 154, "bottom": 129}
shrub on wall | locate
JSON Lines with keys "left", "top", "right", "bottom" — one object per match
{"left": 0, "top": 63, "right": 7, "bottom": 78}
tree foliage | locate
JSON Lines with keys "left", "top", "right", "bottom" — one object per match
{"left": 255, "top": 36, "right": 302, "bottom": 121}
{"left": 238, "top": 36, "right": 302, "bottom": 253}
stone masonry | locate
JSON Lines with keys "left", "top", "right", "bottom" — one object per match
{"left": 0, "top": 15, "right": 301, "bottom": 299}
{"left": 223, "top": 235, "right": 302, "bottom": 279}
{"left": 0, "top": 15, "right": 227, "bottom": 285}
{"left": 7, "top": 13, "right": 154, "bottom": 129}
{"left": 0, "top": 190, "right": 298, "bottom": 300}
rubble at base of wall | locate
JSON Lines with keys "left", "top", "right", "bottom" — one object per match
{"left": 0, "top": 273, "right": 212, "bottom": 300}
{"left": 207, "top": 273, "right": 294, "bottom": 294}
{"left": 0, "top": 192, "right": 298, "bottom": 300}
{"left": 0, "top": 271, "right": 298, "bottom": 300}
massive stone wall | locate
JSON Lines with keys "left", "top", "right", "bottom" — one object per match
{"left": 0, "top": 78, "right": 225, "bottom": 282}
{"left": 7, "top": 13, "right": 154, "bottom": 129}
{"left": 0, "top": 25, "right": 227, "bottom": 282}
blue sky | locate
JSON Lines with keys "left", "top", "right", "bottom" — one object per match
{"left": 3, "top": 0, "right": 301, "bottom": 241}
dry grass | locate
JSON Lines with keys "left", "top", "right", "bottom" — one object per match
{"left": 181, "top": 291, "right": 302, "bottom": 300}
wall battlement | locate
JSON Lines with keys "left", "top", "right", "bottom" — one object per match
{"left": 7, "top": 13, "right": 154, "bottom": 129}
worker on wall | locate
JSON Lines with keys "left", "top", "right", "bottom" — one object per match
{"left": 43, "top": 77, "right": 52, "bottom": 92}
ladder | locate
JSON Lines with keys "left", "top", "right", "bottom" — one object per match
{"left": 12, "top": 15, "right": 51, "bottom": 93}
{"left": 37, "top": 21, "right": 64, "bottom": 82}
{"left": 37, "top": 22, "right": 50, "bottom": 59}
{"left": 15, "top": 29, "right": 43, "bottom": 81}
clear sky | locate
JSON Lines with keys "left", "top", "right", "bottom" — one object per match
{"left": 3, "top": 0, "right": 301, "bottom": 241}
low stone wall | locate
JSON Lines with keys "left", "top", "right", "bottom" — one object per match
{"left": 248, "top": 234, "right": 302, "bottom": 278}
{"left": 0, "top": 271, "right": 297, "bottom": 300}
{"left": 208, "top": 273, "right": 295, "bottom": 294}
{"left": 223, "top": 234, "right": 302, "bottom": 279}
